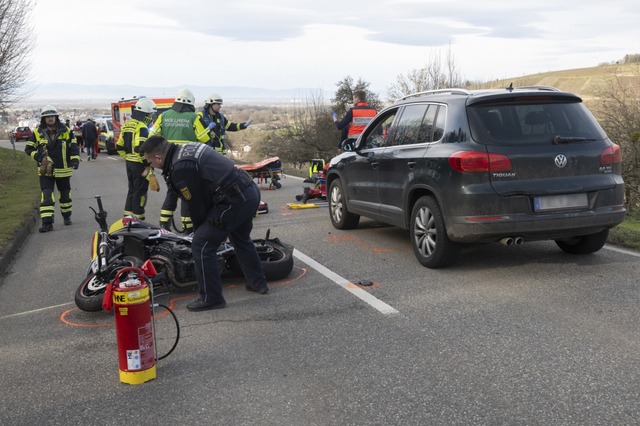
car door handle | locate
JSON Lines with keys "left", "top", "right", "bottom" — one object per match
{"left": 407, "top": 161, "right": 417, "bottom": 170}
{"left": 370, "top": 161, "right": 379, "bottom": 169}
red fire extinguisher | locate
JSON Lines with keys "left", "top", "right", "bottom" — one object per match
{"left": 102, "top": 263, "right": 157, "bottom": 385}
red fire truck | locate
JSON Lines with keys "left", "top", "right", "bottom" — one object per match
{"left": 111, "top": 96, "right": 174, "bottom": 141}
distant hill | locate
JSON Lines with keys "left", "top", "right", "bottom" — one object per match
{"left": 478, "top": 63, "right": 640, "bottom": 102}
{"left": 16, "top": 83, "right": 334, "bottom": 107}
{"left": 14, "top": 63, "right": 640, "bottom": 108}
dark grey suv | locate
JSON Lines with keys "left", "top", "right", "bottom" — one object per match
{"left": 326, "top": 86, "right": 625, "bottom": 268}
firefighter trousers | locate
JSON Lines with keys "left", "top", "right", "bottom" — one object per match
{"left": 160, "top": 189, "right": 192, "bottom": 231}
{"left": 124, "top": 161, "right": 148, "bottom": 219}
{"left": 39, "top": 175, "right": 71, "bottom": 224}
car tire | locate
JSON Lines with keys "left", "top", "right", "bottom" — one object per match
{"left": 329, "top": 178, "right": 359, "bottom": 229}
{"left": 554, "top": 229, "right": 609, "bottom": 254}
{"left": 410, "top": 196, "right": 459, "bottom": 268}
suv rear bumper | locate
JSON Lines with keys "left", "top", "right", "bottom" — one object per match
{"left": 446, "top": 206, "right": 626, "bottom": 243}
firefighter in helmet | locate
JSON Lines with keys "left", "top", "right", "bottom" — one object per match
{"left": 149, "top": 89, "right": 209, "bottom": 232}
{"left": 198, "top": 93, "right": 253, "bottom": 155}
{"left": 116, "top": 97, "right": 158, "bottom": 220}
{"left": 25, "top": 105, "right": 80, "bottom": 233}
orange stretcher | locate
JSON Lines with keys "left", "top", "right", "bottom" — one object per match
{"left": 238, "top": 157, "right": 283, "bottom": 189}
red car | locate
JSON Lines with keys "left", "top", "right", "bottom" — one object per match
{"left": 10, "top": 126, "right": 32, "bottom": 141}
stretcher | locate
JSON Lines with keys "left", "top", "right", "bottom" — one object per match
{"left": 238, "top": 157, "right": 283, "bottom": 190}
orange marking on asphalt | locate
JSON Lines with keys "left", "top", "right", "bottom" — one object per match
{"left": 60, "top": 308, "right": 112, "bottom": 327}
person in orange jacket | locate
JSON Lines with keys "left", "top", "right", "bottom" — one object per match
{"left": 332, "top": 90, "right": 377, "bottom": 148}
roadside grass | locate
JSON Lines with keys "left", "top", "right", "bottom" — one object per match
{"left": 0, "top": 146, "right": 40, "bottom": 255}
{"left": 1, "top": 146, "right": 639, "bottom": 254}
{"left": 608, "top": 214, "right": 640, "bottom": 250}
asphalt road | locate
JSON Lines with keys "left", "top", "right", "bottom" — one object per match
{"left": 1, "top": 141, "right": 640, "bottom": 425}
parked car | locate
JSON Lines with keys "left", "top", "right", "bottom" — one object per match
{"left": 326, "top": 86, "right": 626, "bottom": 268}
{"left": 10, "top": 126, "right": 32, "bottom": 141}
{"left": 95, "top": 118, "right": 117, "bottom": 155}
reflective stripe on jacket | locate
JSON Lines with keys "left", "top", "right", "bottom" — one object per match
{"left": 348, "top": 103, "right": 377, "bottom": 137}
{"left": 116, "top": 118, "right": 148, "bottom": 163}
{"left": 25, "top": 124, "right": 79, "bottom": 177}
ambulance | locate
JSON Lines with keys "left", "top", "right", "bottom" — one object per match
{"left": 110, "top": 96, "right": 174, "bottom": 142}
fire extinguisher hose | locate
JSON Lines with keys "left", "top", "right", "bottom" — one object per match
{"left": 152, "top": 303, "right": 180, "bottom": 361}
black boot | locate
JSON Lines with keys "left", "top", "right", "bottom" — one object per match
{"left": 39, "top": 223, "right": 53, "bottom": 233}
{"left": 64, "top": 217, "right": 72, "bottom": 225}
{"left": 160, "top": 221, "right": 171, "bottom": 231}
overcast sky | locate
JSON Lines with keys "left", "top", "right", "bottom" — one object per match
{"left": 30, "top": 0, "right": 640, "bottom": 97}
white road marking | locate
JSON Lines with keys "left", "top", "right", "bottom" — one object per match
{"left": 293, "top": 249, "right": 400, "bottom": 315}
{"left": 604, "top": 244, "right": 640, "bottom": 257}
{"left": 0, "top": 302, "right": 74, "bottom": 320}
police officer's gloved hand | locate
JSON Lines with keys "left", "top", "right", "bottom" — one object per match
{"left": 71, "top": 160, "right": 79, "bottom": 170}
{"left": 243, "top": 120, "right": 253, "bottom": 128}
{"left": 207, "top": 122, "right": 217, "bottom": 130}
{"left": 34, "top": 152, "right": 43, "bottom": 162}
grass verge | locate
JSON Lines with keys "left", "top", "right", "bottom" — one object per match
{"left": 0, "top": 146, "right": 40, "bottom": 255}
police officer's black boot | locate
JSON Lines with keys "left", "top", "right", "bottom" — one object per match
{"left": 159, "top": 221, "right": 171, "bottom": 231}
{"left": 64, "top": 216, "right": 72, "bottom": 225}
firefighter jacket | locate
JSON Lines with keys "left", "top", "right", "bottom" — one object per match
{"left": 197, "top": 109, "right": 248, "bottom": 154}
{"left": 161, "top": 142, "right": 240, "bottom": 230}
{"left": 334, "top": 102, "right": 377, "bottom": 138}
{"left": 116, "top": 118, "right": 149, "bottom": 163}
{"left": 150, "top": 103, "right": 209, "bottom": 145}
{"left": 25, "top": 122, "right": 80, "bottom": 177}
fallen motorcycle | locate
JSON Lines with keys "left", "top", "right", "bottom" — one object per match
{"left": 75, "top": 196, "right": 294, "bottom": 312}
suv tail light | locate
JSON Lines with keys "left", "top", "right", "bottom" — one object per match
{"left": 448, "top": 151, "right": 512, "bottom": 173}
{"left": 600, "top": 144, "right": 622, "bottom": 166}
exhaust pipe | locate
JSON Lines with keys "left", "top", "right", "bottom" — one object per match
{"left": 514, "top": 237, "right": 524, "bottom": 245}
{"left": 500, "top": 237, "right": 514, "bottom": 246}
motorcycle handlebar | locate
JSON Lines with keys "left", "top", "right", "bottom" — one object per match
{"left": 92, "top": 195, "right": 109, "bottom": 232}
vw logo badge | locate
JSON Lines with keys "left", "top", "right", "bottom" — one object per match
{"left": 554, "top": 154, "right": 568, "bottom": 168}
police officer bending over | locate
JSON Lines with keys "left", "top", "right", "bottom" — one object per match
{"left": 139, "top": 135, "right": 268, "bottom": 311}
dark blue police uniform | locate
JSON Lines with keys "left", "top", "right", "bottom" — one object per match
{"left": 161, "top": 142, "right": 268, "bottom": 308}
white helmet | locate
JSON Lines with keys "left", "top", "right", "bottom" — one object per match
{"left": 205, "top": 93, "right": 223, "bottom": 105}
{"left": 175, "top": 89, "right": 195, "bottom": 105}
{"left": 134, "top": 98, "right": 157, "bottom": 114}
{"left": 40, "top": 105, "right": 59, "bottom": 117}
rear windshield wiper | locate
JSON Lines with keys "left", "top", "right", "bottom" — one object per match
{"left": 553, "top": 136, "right": 595, "bottom": 144}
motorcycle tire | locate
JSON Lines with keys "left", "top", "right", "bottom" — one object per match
{"left": 227, "top": 239, "right": 294, "bottom": 281}
{"left": 74, "top": 256, "right": 143, "bottom": 312}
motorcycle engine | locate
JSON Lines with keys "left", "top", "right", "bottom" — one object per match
{"left": 150, "top": 241, "right": 196, "bottom": 285}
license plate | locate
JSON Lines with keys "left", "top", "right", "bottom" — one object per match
{"left": 533, "top": 193, "right": 588, "bottom": 212}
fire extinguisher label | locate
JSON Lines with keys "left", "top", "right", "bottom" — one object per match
{"left": 126, "top": 349, "right": 141, "bottom": 370}
{"left": 138, "top": 323, "right": 155, "bottom": 368}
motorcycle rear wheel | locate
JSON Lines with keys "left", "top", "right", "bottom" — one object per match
{"left": 74, "top": 256, "right": 143, "bottom": 312}
{"left": 227, "top": 239, "right": 294, "bottom": 281}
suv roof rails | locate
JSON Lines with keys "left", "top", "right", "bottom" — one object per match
{"left": 399, "top": 88, "right": 472, "bottom": 101}
{"left": 510, "top": 85, "right": 561, "bottom": 92}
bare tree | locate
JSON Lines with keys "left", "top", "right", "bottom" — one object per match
{"left": 0, "top": 0, "right": 35, "bottom": 110}
{"left": 386, "top": 47, "right": 465, "bottom": 102}
{"left": 591, "top": 65, "right": 640, "bottom": 212}
{"left": 264, "top": 90, "right": 338, "bottom": 167}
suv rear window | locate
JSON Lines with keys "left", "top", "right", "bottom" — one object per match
{"left": 467, "top": 101, "right": 606, "bottom": 145}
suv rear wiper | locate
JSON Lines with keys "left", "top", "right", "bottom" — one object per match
{"left": 553, "top": 136, "right": 595, "bottom": 144}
